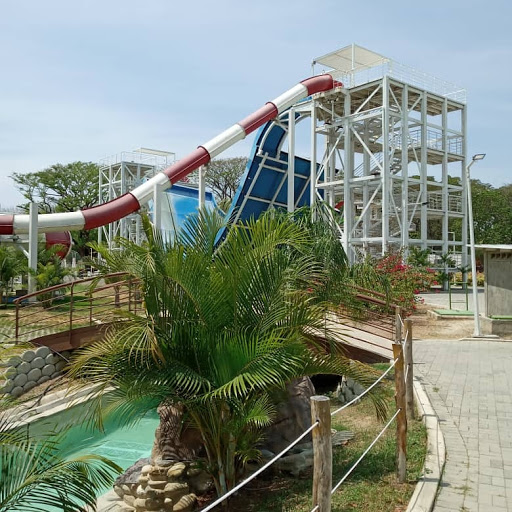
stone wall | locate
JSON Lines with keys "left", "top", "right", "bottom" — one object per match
{"left": 0, "top": 347, "right": 70, "bottom": 398}
{"left": 335, "top": 376, "right": 366, "bottom": 405}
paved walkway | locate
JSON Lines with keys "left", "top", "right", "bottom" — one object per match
{"left": 415, "top": 340, "right": 512, "bottom": 511}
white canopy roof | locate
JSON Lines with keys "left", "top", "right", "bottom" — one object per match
{"left": 313, "top": 44, "right": 389, "bottom": 72}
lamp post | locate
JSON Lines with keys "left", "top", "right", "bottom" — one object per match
{"left": 465, "top": 153, "right": 485, "bottom": 337}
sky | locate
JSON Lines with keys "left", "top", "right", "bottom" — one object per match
{"left": 0, "top": 0, "right": 511, "bottom": 208}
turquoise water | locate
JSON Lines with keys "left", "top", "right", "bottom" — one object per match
{"left": 29, "top": 402, "right": 160, "bottom": 470}
{"left": 24, "top": 401, "right": 161, "bottom": 510}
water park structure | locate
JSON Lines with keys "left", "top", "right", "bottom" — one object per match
{"left": 0, "top": 44, "right": 468, "bottom": 270}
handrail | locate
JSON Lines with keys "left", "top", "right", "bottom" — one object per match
{"left": 13, "top": 272, "right": 129, "bottom": 304}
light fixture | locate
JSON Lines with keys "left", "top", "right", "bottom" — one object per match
{"left": 466, "top": 152, "right": 486, "bottom": 336}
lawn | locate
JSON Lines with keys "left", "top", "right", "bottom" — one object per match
{"left": 199, "top": 369, "right": 426, "bottom": 512}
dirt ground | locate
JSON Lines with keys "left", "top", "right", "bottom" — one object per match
{"left": 410, "top": 303, "right": 477, "bottom": 340}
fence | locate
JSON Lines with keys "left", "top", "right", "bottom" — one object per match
{"left": 11, "top": 273, "right": 141, "bottom": 349}
{"left": 199, "top": 317, "right": 415, "bottom": 512}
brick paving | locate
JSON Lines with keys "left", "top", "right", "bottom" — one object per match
{"left": 415, "top": 340, "right": 512, "bottom": 511}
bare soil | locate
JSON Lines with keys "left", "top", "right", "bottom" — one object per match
{"left": 410, "top": 303, "right": 475, "bottom": 340}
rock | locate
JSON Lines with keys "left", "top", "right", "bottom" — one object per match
{"left": 167, "top": 462, "right": 186, "bottom": 479}
{"left": 37, "top": 375, "right": 50, "bottom": 385}
{"left": 263, "top": 377, "right": 315, "bottom": 453}
{"left": 17, "top": 361, "right": 31, "bottom": 374}
{"left": 55, "top": 360, "right": 66, "bottom": 372}
{"left": 31, "top": 357, "right": 45, "bottom": 369}
{"left": 114, "top": 485, "right": 125, "bottom": 498}
{"left": 353, "top": 382, "right": 366, "bottom": 396}
{"left": 148, "top": 479, "right": 167, "bottom": 489}
{"left": 164, "top": 498, "right": 174, "bottom": 511}
{"left": 149, "top": 467, "right": 168, "bottom": 481}
{"left": 141, "top": 464, "right": 153, "bottom": 475}
{"left": 133, "top": 498, "right": 146, "bottom": 510}
{"left": 344, "top": 388, "right": 354, "bottom": 402}
{"left": 1, "top": 379, "right": 14, "bottom": 394}
{"left": 260, "top": 449, "right": 275, "bottom": 461}
{"left": 11, "top": 386, "right": 23, "bottom": 398}
{"left": 188, "top": 471, "right": 213, "bottom": 494}
{"left": 146, "top": 488, "right": 166, "bottom": 500}
{"left": 35, "top": 346, "right": 50, "bottom": 358}
{"left": 121, "top": 484, "right": 132, "bottom": 495}
{"left": 164, "top": 482, "right": 189, "bottom": 502}
{"left": 50, "top": 371, "right": 62, "bottom": 379}
{"left": 172, "top": 493, "right": 196, "bottom": 512}
{"left": 21, "top": 351, "right": 35, "bottom": 363}
{"left": 23, "top": 381, "right": 37, "bottom": 392}
{"left": 45, "top": 353, "right": 58, "bottom": 364}
{"left": 5, "top": 367, "right": 17, "bottom": 379}
{"left": 27, "top": 368, "right": 42, "bottom": 382}
{"left": 332, "top": 430, "right": 355, "bottom": 446}
{"left": 123, "top": 495, "right": 135, "bottom": 507}
{"left": 13, "top": 373, "right": 28, "bottom": 387}
{"left": 115, "top": 458, "right": 151, "bottom": 486}
{"left": 276, "top": 453, "right": 311, "bottom": 476}
{"left": 42, "top": 364, "right": 55, "bottom": 376}
{"left": 154, "top": 458, "right": 174, "bottom": 468}
{"left": 7, "top": 355, "right": 22, "bottom": 366}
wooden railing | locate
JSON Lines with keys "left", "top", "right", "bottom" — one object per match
{"left": 11, "top": 273, "right": 141, "bottom": 348}
{"left": 339, "top": 285, "right": 399, "bottom": 342}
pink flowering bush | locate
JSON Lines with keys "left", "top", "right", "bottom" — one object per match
{"left": 373, "top": 251, "right": 437, "bottom": 314}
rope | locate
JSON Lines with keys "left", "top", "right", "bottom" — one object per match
{"left": 331, "top": 356, "right": 399, "bottom": 418}
{"left": 331, "top": 408, "right": 401, "bottom": 495}
{"left": 200, "top": 421, "right": 320, "bottom": 511}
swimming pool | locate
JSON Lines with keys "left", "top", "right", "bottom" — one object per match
{"left": 25, "top": 399, "right": 161, "bottom": 509}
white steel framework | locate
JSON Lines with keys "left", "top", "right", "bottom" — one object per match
{"left": 290, "top": 45, "right": 468, "bottom": 265}
{"left": 98, "top": 148, "right": 175, "bottom": 250}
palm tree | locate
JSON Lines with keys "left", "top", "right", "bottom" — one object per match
{"left": 68, "top": 210, "right": 386, "bottom": 497}
{"left": 0, "top": 246, "right": 26, "bottom": 307}
{"left": 0, "top": 346, "right": 122, "bottom": 512}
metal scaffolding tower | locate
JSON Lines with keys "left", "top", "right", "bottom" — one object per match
{"left": 98, "top": 148, "right": 175, "bottom": 249}
{"left": 289, "top": 44, "right": 468, "bottom": 265}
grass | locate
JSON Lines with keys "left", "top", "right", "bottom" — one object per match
{"left": 200, "top": 371, "right": 427, "bottom": 512}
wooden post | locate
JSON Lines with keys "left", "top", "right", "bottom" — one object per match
{"left": 395, "top": 306, "right": 402, "bottom": 343}
{"left": 392, "top": 343, "right": 407, "bottom": 483}
{"left": 69, "top": 281, "right": 74, "bottom": 343}
{"left": 404, "top": 319, "right": 414, "bottom": 421}
{"left": 311, "top": 395, "right": 332, "bottom": 512}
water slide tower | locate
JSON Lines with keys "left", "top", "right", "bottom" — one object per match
{"left": 307, "top": 44, "right": 468, "bottom": 264}
{"left": 98, "top": 148, "right": 175, "bottom": 249}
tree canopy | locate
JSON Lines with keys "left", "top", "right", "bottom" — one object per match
{"left": 203, "top": 157, "right": 247, "bottom": 211}
{"left": 11, "top": 162, "right": 99, "bottom": 256}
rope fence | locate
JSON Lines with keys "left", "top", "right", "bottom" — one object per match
{"left": 199, "top": 327, "right": 414, "bottom": 512}
{"left": 331, "top": 408, "right": 401, "bottom": 495}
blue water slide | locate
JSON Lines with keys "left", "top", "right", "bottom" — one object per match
{"left": 154, "top": 115, "right": 319, "bottom": 239}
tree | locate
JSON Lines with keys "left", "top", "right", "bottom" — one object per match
{"left": 30, "top": 246, "right": 72, "bottom": 308}
{"left": 11, "top": 162, "right": 99, "bottom": 256}
{"left": 0, "top": 246, "right": 26, "bottom": 306}
{"left": 204, "top": 157, "right": 247, "bottom": 211}
{"left": 68, "top": 211, "right": 385, "bottom": 498}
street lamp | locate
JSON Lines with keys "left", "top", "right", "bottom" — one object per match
{"left": 466, "top": 153, "right": 486, "bottom": 336}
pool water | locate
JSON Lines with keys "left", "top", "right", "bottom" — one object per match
{"left": 25, "top": 400, "right": 161, "bottom": 510}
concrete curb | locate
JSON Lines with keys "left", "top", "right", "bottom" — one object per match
{"left": 405, "top": 377, "right": 446, "bottom": 512}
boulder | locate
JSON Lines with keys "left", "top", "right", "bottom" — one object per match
{"left": 263, "top": 377, "right": 315, "bottom": 453}
{"left": 31, "top": 357, "right": 45, "bottom": 369}
{"left": 13, "top": 373, "right": 28, "bottom": 387}
{"left": 27, "top": 368, "right": 42, "bottom": 382}
{"left": 17, "top": 361, "right": 31, "bottom": 374}
{"left": 21, "top": 351, "right": 35, "bottom": 363}
{"left": 115, "top": 458, "right": 151, "bottom": 486}
{"left": 35, "top": 346, "right": 50, "bottom": 359}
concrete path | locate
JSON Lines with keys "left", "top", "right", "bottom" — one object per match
{"left": 414, "top": 340, "right": 512, "bottom": 511}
